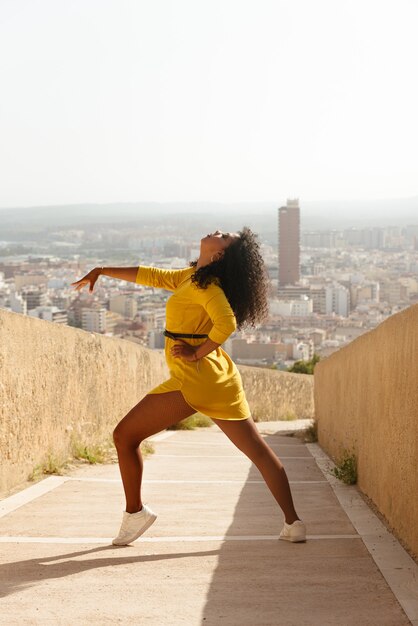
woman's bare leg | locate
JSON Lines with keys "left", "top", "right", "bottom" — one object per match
{"left": 113, "top": 391, "right": 196, "bottom": 513}
{"left": 211, "top": 416, "right": 301, "bottom": 525}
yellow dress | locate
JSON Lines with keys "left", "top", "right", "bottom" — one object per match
{"left": 136, "top": 265, "right": 251, "bottom": 420}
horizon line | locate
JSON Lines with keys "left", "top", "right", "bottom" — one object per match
{"left": 1, "top": 193, "right": 418, "bottom": 211}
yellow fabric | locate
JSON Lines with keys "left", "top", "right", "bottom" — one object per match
{"left": 135, "top": 265, "right": 251, "bottom": 420}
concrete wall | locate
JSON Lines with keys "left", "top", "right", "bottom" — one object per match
{"left": 0, "top": 309, "right": 314, "bottom": 497}
{"left": 237, "top": 364, "right": 314, "bottom": 421}
{"left": 314, "top": 303, "right": 418, "bottom": 560}
{"left": 0, "top": 309, "right": 168, "bottom": 497}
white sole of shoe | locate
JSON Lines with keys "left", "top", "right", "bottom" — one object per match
{"left": 279, "top": 534, "right": 306, "bottom": 543}
{"left": 112, "top": 513, "right": 157, "bottom": 546}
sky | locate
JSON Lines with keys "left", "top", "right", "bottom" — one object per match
{"left": 0, "top": 0, "right": 417, "bottom": 209}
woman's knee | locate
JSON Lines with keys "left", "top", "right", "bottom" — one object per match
{"left": 241, "top": 431, "right": 279, "bottom": 465}
{"left": 113, "top": 421, "right": 141, "bottom": 448}
{"left": 112, "top": 424, "right": 122, "bottom": 446}
{"left": 243, "top": 437, "right": 271, "bottom": 464}
{"left": 112, "top": 424, "right": 125, "bottom": 447}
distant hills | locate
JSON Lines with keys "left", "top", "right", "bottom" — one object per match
{"left": 0, "top": 196, "right": 417, "bottom": 232}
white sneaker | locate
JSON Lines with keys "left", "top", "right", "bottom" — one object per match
{"left": 112, "top": 504, "right": 157, "bottom": 546}
{"left": 279, "top": 519, "right": 307, "bottom": 543}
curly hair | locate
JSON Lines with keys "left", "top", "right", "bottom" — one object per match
{"left": 189, "top": 226, "right": 270, "bottom": 330}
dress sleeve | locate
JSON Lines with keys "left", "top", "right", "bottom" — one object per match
{"left": 135, "top": 266, "right": 192, "bottom": 291}
{"left": 200, "top": 287, "right": 237, "bottom": 344}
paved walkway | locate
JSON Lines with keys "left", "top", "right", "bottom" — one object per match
{"left": 0, "top": 420, "right": 417, "bottom": 625}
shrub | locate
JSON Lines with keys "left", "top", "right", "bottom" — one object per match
{"left": 330, "top": 447, "right": 357, "bottom": 484}
{"left": 303, "top": 420, "right": 318, "bottom": 442}
{"left": 287, "top": 353, "right": 320, "bottom": 374}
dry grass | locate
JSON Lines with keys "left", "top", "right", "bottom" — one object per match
{"left": 27, "top": 436, "right": 155, "bottom": 482}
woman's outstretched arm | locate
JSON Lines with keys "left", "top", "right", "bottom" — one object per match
{"left": 71, "top": 266, "right": 139, "bottom": 292}
{"left": 72, "top": 265, "right": 191, "bottom": 293}
{"left": 99, "top": 267, "right": 139, "bottom": 282}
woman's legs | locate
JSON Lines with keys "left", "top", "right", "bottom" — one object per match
{"left": 113, "top": 391, "right": 196, "bottom": 513}
{"left": 211, "top": 416, "right": 301, "bottom": 525}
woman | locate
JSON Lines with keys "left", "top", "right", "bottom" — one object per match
{"left": 71, "top": 227, "right": 306, "bottom": 545}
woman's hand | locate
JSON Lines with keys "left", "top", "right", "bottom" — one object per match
{"left": 70, "top": 268, "right": 101, "bottom": 293}
{"left": 170, "top": 339, "right": 198, "bottom": 362}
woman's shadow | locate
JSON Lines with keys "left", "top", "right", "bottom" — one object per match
{"left": 1, "top": 544, "right": 219, "bottom": 599}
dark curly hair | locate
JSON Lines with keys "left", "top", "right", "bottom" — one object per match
{"left": 188, "top": 226, "right": 270, "bottom": 330}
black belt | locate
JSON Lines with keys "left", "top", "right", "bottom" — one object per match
{"left": 163, "top": 329, "right": 208, "bottom": 340}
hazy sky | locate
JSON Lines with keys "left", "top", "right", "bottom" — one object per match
{"left": 1, "top": 0, "right": 417, "bottom": 208}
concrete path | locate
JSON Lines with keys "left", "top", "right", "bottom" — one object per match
{"left": 0, "top": 420, "right": 417, "bottom": 625}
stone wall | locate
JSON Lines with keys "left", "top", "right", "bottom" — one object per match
{"left": 314, "top": 303, "right": 418, "bottom": 560}
{"left": 237, "top": 364, "right": 314, "bottom": 421}
{"left": 0, "top": 309, "right": 313, "bottom": 497}
{"left": 0, "top": 309, "right": 168, "bottom": 497}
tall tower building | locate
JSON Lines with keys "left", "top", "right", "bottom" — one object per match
{"left": 278, "top": 198, "right": 300, "bottom": 286}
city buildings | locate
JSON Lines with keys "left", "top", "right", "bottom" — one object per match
{"left": 1, "top": 204, "right": 417, "bottom": 369}
{"left": 278, "top": 198, "right": 300, "bottom": 287}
